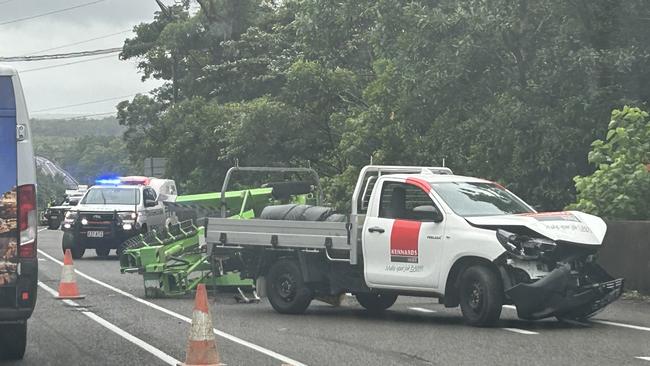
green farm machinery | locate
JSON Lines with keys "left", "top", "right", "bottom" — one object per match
{"left": 119, "top": 167, "right": 323, "bottom": 300}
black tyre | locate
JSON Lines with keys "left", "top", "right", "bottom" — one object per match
{"left": 62, "top": 232, "right": 85, "bottom": 259}
{"left": 266, "top": 259, "right": 313, "bottom": 314}
{"left": 356, "top": 293, "right": 398, "bottom": 313}
{"left": 47, "top": 220, "right": 60, "bottom": 230}
{"left": 0, "top": 322, "right": 27, "bottom": 360}
{"left": 459, "top": 265, "right": 503, "bottom": 327}
{"left": 95, "top": 247, "right": 110, "bottom": 257}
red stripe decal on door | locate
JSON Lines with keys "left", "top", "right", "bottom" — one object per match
{"left": 390, "top": 220, "right": 421, "bottom": 263}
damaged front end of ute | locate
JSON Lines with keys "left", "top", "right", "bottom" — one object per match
{"left": 471, "top": 211, "right": 624, "bottom": 321}
{"left": 496, "top": 228, "right": 623, "bottom": 320}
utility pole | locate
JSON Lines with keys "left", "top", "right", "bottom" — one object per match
{"left": 154, "top": 0, "right": 178, "bottom": 104}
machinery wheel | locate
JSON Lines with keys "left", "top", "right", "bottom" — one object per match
{"left": 95, "top": 247, "right": 110, "bottom": 257}
{"left": 62, "top": 232, "right": 85, "bottom": 259}
{"left": 0, "top": 321, "right": 27, "bottom": 360}
{"left": 267, "top": 259, "right": 313, "bottom": 314}
{"left": 356, "top": 293, "right": 398, "bottom": 313}
{"left": 459, "top": 265, "right": 503, "bottom": 327}
{"left": 47, "top": 220, "right": 60, "bottom": 230}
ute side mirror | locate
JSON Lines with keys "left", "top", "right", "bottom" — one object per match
{"left": 412, "top": 205, "right": 444, "bottom": 223}
{"left": 144, "top": 198, "right": 157, "bottom": 207}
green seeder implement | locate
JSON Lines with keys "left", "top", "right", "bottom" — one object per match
{"left": 119, "top": 220, "right": 259, "bottom": 301}
{"left": 119, "top": 179, "right": 319, "bottom": 300}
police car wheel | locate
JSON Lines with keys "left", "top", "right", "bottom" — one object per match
{"left": 62, "top": 232, "right": 85, "bottom": 259}
{"left": 95, "top": 247, "right": 110, "bottom": 257}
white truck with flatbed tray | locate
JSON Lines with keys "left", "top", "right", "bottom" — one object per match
{"left": 207, "top": 165, "right": 623, "bottom": 326}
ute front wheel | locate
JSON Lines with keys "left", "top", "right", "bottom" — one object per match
{"left": 459, "top": 265, "right": 503, "bottom": 327}
{"left": 0, "top": 321, "right": 27, "bottom": 360}
{"left": 267, "top": 259, "right": 313, "bottom": 314}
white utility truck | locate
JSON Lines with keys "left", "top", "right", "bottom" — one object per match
{"left": 62, "top": 176, "right": 177, "bottom": 258}
{"left": 207, "top": 165, "right": 623, "bottom": 326}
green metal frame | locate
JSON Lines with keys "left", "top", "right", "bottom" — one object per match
{"left": 120, "top": 180, "right": 317, "bottom": 298}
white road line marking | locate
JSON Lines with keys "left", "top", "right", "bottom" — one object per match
{"left": 37, "top": 248, "right": 308, "bottom": 366}
{"left": 409, "top": 307, "right": 436, "bottom": 313}
{"left": 636, "top": 357, "right": 650, "bottom": 361}
{"left": 38, "top": 227, "right": 48, "bottom": 233}
{"left": 593, "top": 320, "right": 650, "bottom": 332}
{"left": 503, "top": 305, "right": 516, "bottom": 310}
{"left": 38, "top": 281, "right": 179, "bottom": 365}
{"left": 502, "top": 328, "right": 539, "bottom": 335}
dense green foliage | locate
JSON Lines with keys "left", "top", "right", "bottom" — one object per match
{"left": 31, "top": 117, "right": 124, "bottom": 137}
{"left": 117, "top": 0, "right": 650, "bottom": 211}
{"left": 569, "top": 107, "right": 650, "bottom": 219}
{"left": 36, "top": 170, "right": 67, "bottom": 212}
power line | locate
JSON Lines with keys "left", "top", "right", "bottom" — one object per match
{"left": 69, "top": 111, "right": 117, "bottom": 119}
{"left": 22, "top": 29, "right": 131, "bottom": 56}
{"left": 20, "top": 54, "right": 117, "bottom": 73}
{"left": 0, "top": 47, "right": 121, "bottom": 62}
{"left": 32, "top": 93, "right": 145, "bottom": 113}
{"left": 0, "top": 0, "right": 17, "bottom": 5}
{"left": 0, "top": 0, "right": 106, "bottom": 27}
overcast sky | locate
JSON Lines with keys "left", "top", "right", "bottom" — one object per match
{"left": 0, "top": 0, "right": 171, "bottom": 118}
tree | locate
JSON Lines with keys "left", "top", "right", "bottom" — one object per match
{"left": 36, "top": 170, "right": 67, "bottom": 212}
{"left": 569, "top": 106, "right": 650, "bottom": 219}
{"left": 116, "top": 0, "right": 650, "bottom": 210}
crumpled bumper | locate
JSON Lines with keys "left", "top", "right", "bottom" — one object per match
{"left": 506, "top": 264, "right": 624, "bottom": 320}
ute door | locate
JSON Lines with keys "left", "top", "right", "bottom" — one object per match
{"left": 363, "top": 179, "right": 446, "bottom": 290}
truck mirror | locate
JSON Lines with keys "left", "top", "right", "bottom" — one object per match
{"left": 145, "top": 199, "right": 157, "bottom": 207}
{"left": 413, "top": 205, "right": 443, "bottom": 223}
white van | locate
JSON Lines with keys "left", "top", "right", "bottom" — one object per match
{"left": 0, "top": 65, "right": 38, "bottom": 360}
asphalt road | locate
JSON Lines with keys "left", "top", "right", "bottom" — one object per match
{"left": 11, "top": 228, "right": 650, "bottom": 365}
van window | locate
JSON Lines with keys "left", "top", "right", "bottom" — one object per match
{"left": 0, "top": 76, "right": 17, "bottom": 198}
{"left": 0, "top": 77, "right": 15, "bottom": 111}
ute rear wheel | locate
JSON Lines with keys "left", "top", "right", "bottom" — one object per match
{"left": 459, "top": 265, "right": 503, "bottom": 327}
{"left": 0, "top": 322, "right": 27, "bottom": 360}
{"left": 266, "top": 259, "right": 313, "bottom": 314}
{"left": 62, "top": 232, "right": 85, "bottom": 259}
{"left": 356, "top": 293, "right": 398, "bottom": 313}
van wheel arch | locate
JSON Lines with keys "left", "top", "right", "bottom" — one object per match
{"left": 443, "top": 256, "right": 502, "bottom": 308}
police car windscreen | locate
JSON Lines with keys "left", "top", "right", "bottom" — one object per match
{"left": 81, "top": 188, "right": 140, "bottom": 205}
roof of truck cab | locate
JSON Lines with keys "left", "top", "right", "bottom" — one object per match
{"left": 384, "top": 173, "right": 493, "bottom": 185}
{"left": 0, "top": 65, "right": 18, "bottom": 76}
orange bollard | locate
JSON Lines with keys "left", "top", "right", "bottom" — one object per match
{"left": 56, "top": 249, "right": 85, "bottom": 299}
{"left": 180, "top": 284, "right": 221, "bottom": 366}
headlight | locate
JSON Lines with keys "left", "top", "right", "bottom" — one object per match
{"left": 65, "top": 211, "right": 78, "bottom": 220}
{"left": 81, "top": 218, "right": 88, "bottom": 225}
{"left": 118, "top": 212, "right": 137, "bottom": 221}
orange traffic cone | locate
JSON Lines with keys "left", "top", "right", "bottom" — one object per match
{"left": 180, "top": 284, "right": 221, "bottom": 366}
{"left": 56, "top": 249, "right": 85, "bottom": 299}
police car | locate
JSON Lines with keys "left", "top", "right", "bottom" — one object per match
{"left": 61, "top": 176, "right": 177, "bottom": 258}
